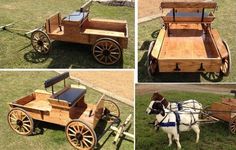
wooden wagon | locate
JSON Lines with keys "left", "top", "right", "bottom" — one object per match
{"left": 204, "top": 98, "right": 236, "bottom": 134}
{"left": 147, "top": 1, "right": 230, "bottom": 78}
{"left": 31, "top": 0, "right": 128, "bottom": 65}
{"left": 7, "top": 72, "right": 120, "bottom": 149}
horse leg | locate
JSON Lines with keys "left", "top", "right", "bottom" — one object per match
{"left": 167, "top": 133, "right": 172, "bottom": 146}
{"left": 192, "top": 125, "right": 200, "bottom": 143}
{"left": 173, "top": 133, "right": 181, "bottom": 149}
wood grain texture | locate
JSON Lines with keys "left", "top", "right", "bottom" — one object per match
{"left": 151, "top": 28, "right": 165, "bottom": 59}
{"left": 211, "top": 29, "right": 229, "bottom": 59}
{"left": 161, "top": 1, "right": 217, "bottom": 9}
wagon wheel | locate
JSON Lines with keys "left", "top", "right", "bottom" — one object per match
{"left": 7, "top": 108, "right": 34, "bottom": 136}
{"left": 147, "top": 41, "right": 158, "bottom": 76}
{"left": 92, "top": 38, "right": 122, "bottom": 65}
{"left": 229, "top": 116, "right": 236, "bottom": 134}
{"left": 66, "top": 120, "right": 97, "bottom": 150}
{"left": 31, "top": 30, "right": 51, "bottom": 54}
{"left": 103, "top": 100, "right": 120, "bottom": 123}
{"left": 220, "top": 40, "right": 231, "bottom": 76}
{"left": 201, "top": 72, "right": 223, "bottom": 82}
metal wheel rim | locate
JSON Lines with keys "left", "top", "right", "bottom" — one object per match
{"left": 103, "top": 100, "right": 120, "bottom": 123}
{"left": 66, "top": 120, "right": 97, "bottom": 149}
{"left": 92, "top": 39, "right": 121, "bottom": 65}
{"left": 7, "top": 108, "right": 33, "bottom": 135}
{"left": 31, "top": 30, "right": 51, "bottom": 54}
{"left": 221, "top": 40, "right": 231, "bottom": 76}
{"left": 229, "top": 117, "right": 236, "bottom": 134}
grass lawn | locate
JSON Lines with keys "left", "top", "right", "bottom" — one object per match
{"left": 138, "top": 0, "right": 236, "bottom": 82}
{"left": 136, "top": 90, "right": 236, "bottom": 150}
{"left": 0, "top": 0, "right": 134, "bottom": 68}
{"left": 0, "top": 72, "right": 133, "bottom": 150}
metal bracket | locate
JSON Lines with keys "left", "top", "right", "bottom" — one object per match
{"left": 174, "top": 63, "right": 181, "bottom": 71}
{"left": 198, "top": 63, "right": 205, "bottom": 71}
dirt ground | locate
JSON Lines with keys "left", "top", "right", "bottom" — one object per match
{"left": 138, "top": 0, "right": 162, "bottom": 22}
{"left": 69, "top": 71, "right": 134, "bottom": 106}
{"left": 136, "top": 84, "right": 236, "bottom": 96}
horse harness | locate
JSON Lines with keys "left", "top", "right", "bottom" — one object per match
{"left": 154, "top": 111, "right": 197, "bottom": 134}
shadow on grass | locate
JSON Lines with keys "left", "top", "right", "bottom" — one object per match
{"left": 33, "top": 119, "right": 129, "bottom": 150}
{"left": 138, "top": 47, "right": 223, "bottom": 82}
{"left": 23, "top": 41, "right": 124, "bottom": 68}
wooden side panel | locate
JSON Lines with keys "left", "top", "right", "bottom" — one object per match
{"left": 46, "top": 12, "right": 61, "bottom": 33}
{"left": 211, "top": 29, "right": 228, "bottom": 58}
{"left": 93, "top": 96, "right": 105, "bottom": 127}
{"left": 86, "top": 18, "right": 127, "bottom": 33}
{"left": 151, "top": 28, "right": 165, "bottom": 59}
{"left": 158, "top": 58, "right": 221, "bottom": 72}
{"left": 161, "top": 1, "right": 217, "bottom": 9}
{"left": 13, "top": 94, "right": 35, "bottom": 106}
{"left": 211, "top": 102, "right": 231, "bottom": 122}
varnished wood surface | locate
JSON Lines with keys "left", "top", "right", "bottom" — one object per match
{"left": 83, "top": 29, "right": 125, "bottom": 37}
{"left": 159, "top": 24, "right": 220, "bottom": 59}
{"left": 211, "top": 29, "right": 229, "bottom": 59}
{"left": 161, "top": 1, "right": 217, "bottom": 9}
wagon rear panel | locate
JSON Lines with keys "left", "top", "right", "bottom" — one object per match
{"left": 158, "top": 58, "right": 221, "bottom": 72}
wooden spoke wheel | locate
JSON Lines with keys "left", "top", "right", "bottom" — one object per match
{"left": 92, "top": 38, "right": 122, "bottom": 65}
{"left": 220, "top": 40, "right": 231, "bottom": 76}
{"left": 229, "top": 116, "right": 236, "bottom": 134}
{"left": 66, "top": 120, "right": 97, "bottom": 150}
{"left": 7, "top": 108, "right": 34, "bottom": 136}
{"left": 201, "top": 72, "right": 223, "bottom": 82}
{"left": 103, "top": 100, "right": 120, "bottom": 123}
{"left": 31, "top": 30, "right": 51, "bottom": 54}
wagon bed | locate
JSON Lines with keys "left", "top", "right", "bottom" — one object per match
{"left": 147, "top": 1, "right": 230, "bottom": 77}
{"left": 202, "top": 98, "right": 236, "bottom": 134}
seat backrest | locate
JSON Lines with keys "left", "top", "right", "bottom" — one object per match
{"left": 161, "top": 1, "right": 217, "bottom": 24}
{"left": 45, "top": 12, "right": 61, "bottom": 33}
{"left": 44, "top": 72, "right": 69, "bottom": 88}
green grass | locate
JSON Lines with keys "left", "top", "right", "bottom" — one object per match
{"left": 0, "top": 0, "right": 134, "bottom": 68}
{"left": 138, "top": 0, "right": 236, "bottom": 82}
{"left": 0, "top": 72, "right": 133, "bottom": 150}
{"left": 136, "top": 91, "right": 236, "bottom": 150}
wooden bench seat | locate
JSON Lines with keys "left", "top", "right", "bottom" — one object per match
{"left": 83, "top": 28, "right": 125, "bottom": 37}
{"left": 53, "top": 87, "right": 86, "bottom": 106}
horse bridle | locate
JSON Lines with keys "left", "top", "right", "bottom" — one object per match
{"left": 155, "top": 97, "right": 169, "bottom": 108}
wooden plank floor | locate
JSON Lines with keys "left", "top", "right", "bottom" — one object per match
{"left": 159, "top": 24, "right": 219, "bottom": 59}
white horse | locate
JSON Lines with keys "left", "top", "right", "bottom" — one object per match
{"left": 146, "top": 101, "right": 200, "bottom": 149}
